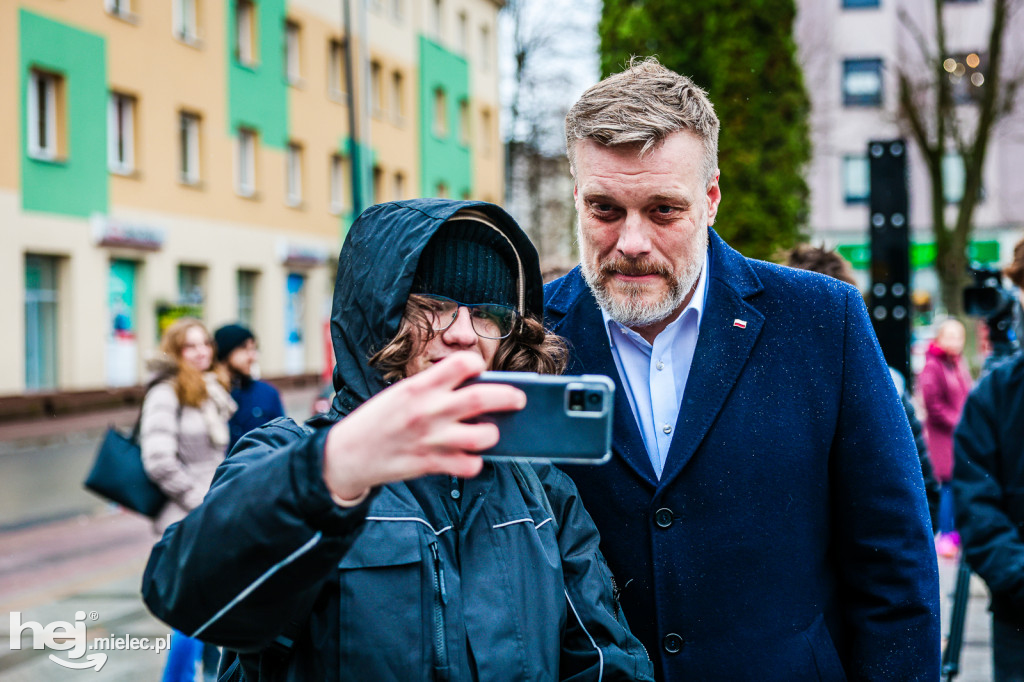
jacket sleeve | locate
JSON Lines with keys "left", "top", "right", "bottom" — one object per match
{"left": 829, "top": 289, "right": 941, "bottom": 680}
{"left": 140, "top": 383, "right": 201, "bottom": 508}
{"left": 141, "top": 419, "right": 375, "bottom": 652}
{"left": 535, "top": 464, "right": 655, "bottom": 682}
{"left": 952, "top": 374, "right": 1024, "bottom": 611}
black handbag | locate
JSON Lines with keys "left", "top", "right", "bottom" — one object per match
{"left": 84, "top": 414, "right": 168, "bottom": 519}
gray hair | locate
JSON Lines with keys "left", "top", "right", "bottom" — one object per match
{"left": 565, "top": 57, "right": 720, "bottom": 187}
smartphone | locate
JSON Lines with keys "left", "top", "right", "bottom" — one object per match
{"left": 461, "top": 372, "right": 614, "bottom": 464}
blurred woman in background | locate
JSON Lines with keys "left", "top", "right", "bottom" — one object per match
{"left": 141, "top": 317, "right": 235, "bottom": 682}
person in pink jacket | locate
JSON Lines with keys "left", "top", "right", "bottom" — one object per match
{"left": 918, "top": 318, "right": 973, "bottom": 557}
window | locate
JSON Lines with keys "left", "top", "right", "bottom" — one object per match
{"left": 480, "top": 108, "right": 492, "bottom": 155}
{"left": 391, "top": 0, "right": 404, "bottom": 21}
{"left": 286, "top": 142, "right": 303, "bottom": 205}
{"left": 842, "top": 58, "right": 883, "bottom": 106}
{"left": 842, "top": 0, "right": 879, "bottom": 7}
{"left": 236, "top": 128, "right": 257, "bottom": 197}
{"left": 179, "top": 111, "right": 201, "bottom": 184}
{"left": 458, "top": 12, "right": 468, "bottom": 52}
{"left": 178, "top": 265, "right": 206, "bottom": 307}
{"left": 285, "top": 21, "right": 301, "bottom": 83}
{"left": 330, "top": 153, "right": 347, "bottom": 213}
{"left": 235, "top": 1, "right": 256, "bottom": 66}
{"left": 435, "top": 182, "right": 448, "bottom": 199}
{"left": 328, "top": 39, "right": 346, "bottom": 98}
{"left": 373, "top": 165, "right": 384, "bottom": 204}
{"left": 105, "top": 0, "right": 132, "bottom": 19}
{"left": 431, "top": 0, "right": 443, "bottom": 40}
{"left": 391, "top": 70, "right": 405, "bottom": 123}
{"left": 433, "top": 87, "right": 448, "bottom": 137}
{"left": 480, "top": 24, "right": 491, "bottom": 70}
{"left": 842, "top": 155, "right": 870, "bottom": 203}
{"left": 27, "top": 70, "right": 61, "bottom": 160}
{"left": 25, "top": 254, "right": 60, "bottom": 391}
{"left": 173, "top": 0, "right": 199, "bottom": 43}
{"left": 458, "top": 99, "right": 470, "bottom": 146}
{"left": 394, "top": 172, "right": 405, "bottom": 201}
{"left": 108, "top": 92, "right": 136, "bottom": 174}
{"left": 945, "top": 52, "right": 986, "bottom": 104}
{"left": 370, "top": 61, "right": 383, "bottom": 116}
{"left": 237, "top": 270, "right": 258, "bottom": 328}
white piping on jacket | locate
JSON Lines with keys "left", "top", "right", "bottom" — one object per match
{"left": 492, "top": 517, "right": 553, "bottom": 530}
{"left": 191, "top": 531, "right": 324, "bottom": 639}
{"left": 365, "top": 516, "right": 452, "bottom": 535}
{"left": 565, "top": 588, "right": 604, "bottom": 681}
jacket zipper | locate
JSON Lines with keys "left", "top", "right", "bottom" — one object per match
{"left": 428, "top": 541, "right": 450, "bottom": 680}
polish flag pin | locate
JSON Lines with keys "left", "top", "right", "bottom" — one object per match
{"left": 733, "top": 319, "right": 747, "bottom": 329}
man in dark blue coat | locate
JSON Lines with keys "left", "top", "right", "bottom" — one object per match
{"left": 544, "top": 57, "right": 940, "bottom": 680}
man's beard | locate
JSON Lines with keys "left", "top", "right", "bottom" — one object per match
{"left": 579, "top": 223, "right": 707, "bottom": 329}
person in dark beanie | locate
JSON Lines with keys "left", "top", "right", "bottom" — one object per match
{"left": 143, "top": 200, "right": 653, "bottom": 681}
{"left": 213, "top": 323, "right": 285, "bottom": 452}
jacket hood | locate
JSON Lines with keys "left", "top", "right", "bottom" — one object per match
{"left": 328, "top": 199, "right": 544, "bottom": 417}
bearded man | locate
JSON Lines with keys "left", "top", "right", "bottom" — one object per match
{"left": 543, "top": 58, "right": 940, "bottom": 681}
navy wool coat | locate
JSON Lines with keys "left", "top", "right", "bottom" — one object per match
{"left": 544, "top": 229, "right": 940, "bottom": 681}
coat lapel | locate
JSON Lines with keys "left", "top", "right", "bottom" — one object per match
{"left": 551, "top": 287, "right": 659, "bottom": 488}
{"left": 657, "top": 231, "right": 765, "bottom": 490}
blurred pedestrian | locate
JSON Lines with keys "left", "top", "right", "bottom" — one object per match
{"left": 952, "top": 351, "right": 1024, "bottom": 682}
{"left": 785, "top": 244, "right": 940, "bottom": 531}
{"left": 141, "top": 317, "right": 235, "bottom": 682}
{"left": 1006, "top": 236, "right": 1024, "bottom": 346}
{"left": 918, "top": 318, "right": 973, "bottom": 558}
{"left": 213, "top": 324, "right": 285, "bottom": 453}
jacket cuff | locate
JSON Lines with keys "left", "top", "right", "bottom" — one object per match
{"left": 291, "top": 426, "right": 376, "bottom": 535}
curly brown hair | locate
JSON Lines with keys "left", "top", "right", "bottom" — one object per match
{"left": 369, "top": 294, "right": 568, "bottom": 383}
{"left": 1004, "top": 236, "right": 1024, "bottom": 289}
{"left": 784, "top": 244, "right": 858, "bottom": 287}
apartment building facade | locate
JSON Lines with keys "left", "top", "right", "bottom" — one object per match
{"left": 3, "top": 0, "right": 503, "bottom": 395}
{"left": 795, "top": 0, "right": 1024, "bottom": 317}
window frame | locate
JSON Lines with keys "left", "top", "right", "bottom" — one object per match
{"left": 286, "top": 142, "right": 304, "bottom": 206}
{"left": 235, "top": 0, "right": 257, "bottom": 66}
{"left": 330, "top": 153, "right": 346, "bottom": 214}
{"left": 285, "top": 20, "right": 301, "bottom": 84}
{"left": 328, "top": 39, "right": 346, "bottom": 99}
{"left": 173, "top": 0, "right": 200, "bottom": 43}
{"left": 27, "top": 70, "right": 59, "bottom": 161}
{"left": 179, "top": 111, "right": 201, "bottom": 185}
{"left": 236, "top": 127, "right": 258, "bottom": 197}
{"left": 107, "top": 92, "right": 136, "bottom": 175}
{"left": 433, "top": 87, "right": 448, "bottom": 138}
{"left": 842, "top": 58, "right": 884, "bottom": 107}
{"left": 842, "top": 155, "right": 870, "bottom": 204}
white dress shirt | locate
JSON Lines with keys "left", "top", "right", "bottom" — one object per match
{"left": 602, "top": 251, "right": 709, "bottom": 478}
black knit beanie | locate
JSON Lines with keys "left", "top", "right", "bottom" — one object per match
{"left": 214, "top": 324, "right": 255, "bottom": 362}
{"left": 411, "top": 218, "right": 519, "bottom": 309}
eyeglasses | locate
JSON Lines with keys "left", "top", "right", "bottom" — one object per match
{"left": 420, "top": 294, "right": 519, "bottom": 340}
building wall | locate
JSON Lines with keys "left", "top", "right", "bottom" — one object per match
{"left": 2, "top": 0, "right": 504, "bottom": 396}
{"left": 795, "top": 0, "right": 1024, "bottom": 301}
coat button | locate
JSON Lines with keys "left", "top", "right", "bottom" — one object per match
{"left": 663, "top": 633, "right": 684, "bottom": 654}
{"left": 654, "top": 507, "right": 673, "bottom": 528}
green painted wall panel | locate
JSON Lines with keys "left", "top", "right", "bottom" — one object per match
{"left": 227, "top": 0, "right": 288, "bottom": 148}
{"left": 19, "top": 10, "right": 108, "bottom": 217}
{"left": 837, "top": 240, "right": 1000, "bottom": 269}
{"left": 418, "top": 37, "right": 471, "bottom": 198}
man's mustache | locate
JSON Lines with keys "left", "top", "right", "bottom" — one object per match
{"left": 600, "top": 257, "right": 672, "bottom": 279}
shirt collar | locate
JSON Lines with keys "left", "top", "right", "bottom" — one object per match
{"left": 601, "top": 249, "right": 709, "bottom": 348}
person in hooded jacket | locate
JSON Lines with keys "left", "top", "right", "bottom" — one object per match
{"left": 142, "top": 199, "right": 654, "bottom": 682}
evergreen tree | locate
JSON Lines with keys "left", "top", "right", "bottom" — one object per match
{"left": 599, "top": 0, "right": 811, "bottom": 260}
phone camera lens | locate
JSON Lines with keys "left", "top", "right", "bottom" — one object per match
{"left": 587, "top": 392, "right": 602, "bottom": 406}
{"left": 568, "top": 389, "right": 586, "bottom": 411}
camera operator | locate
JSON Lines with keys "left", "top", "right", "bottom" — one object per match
{"left": 1006, "top": 237, "right": 1024, "bottom": 348}
{"left": 952, "top": 235, "right": 1024, "bottom": 682}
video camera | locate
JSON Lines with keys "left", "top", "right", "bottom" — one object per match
{"left": 963, "top": 266, "right": 1018, "bottom": 359}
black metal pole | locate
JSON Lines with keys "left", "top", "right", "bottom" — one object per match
{"left": 941, "top": 557, "right": 972, "bottom": 681}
